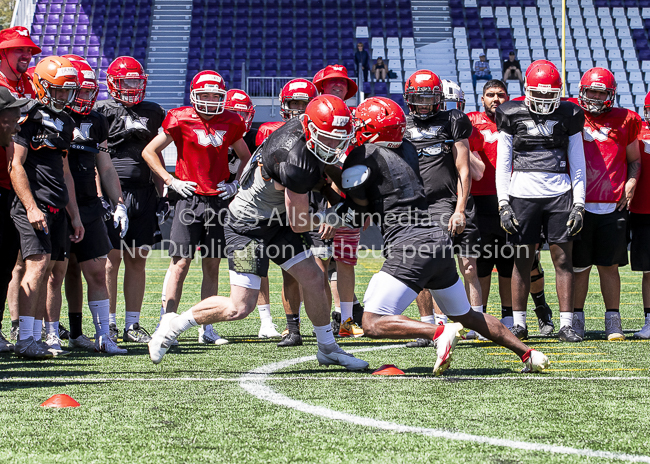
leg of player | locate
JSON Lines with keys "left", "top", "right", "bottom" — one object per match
{"left": 510, "top": 244, "right": 537, "bottom": 340}
{"left": 105, "top": 248, "right": 122, "bottom": 342}
{"left": 572, "top": 265, "right": 591, "bottom": 339}
{"left": 336, "top": 261, "right": 363, "bottom": 338}
{"left": 65, "top": 254, "right": 93, "bottom": 349}
{"left": 597, "top": 264, "right": 624, "bottom": 341}
{"left": 121, "top": 249, "right": 151, "bottom": 343}
{"left": 278, "top": 271, "right": 303, "bottom": 347}
{"left": 257, "top": 276, "right": 281, "bottom": 339}
{"left": 312, "top": 257, "right": 332, "bottom": 332}
{"left": 198, "top": 257, "right": 228, "bottom": 345}
{"left": 551, "top": 242, "right": 582, "bottom": 342}
{"left": 7, "top": 256, "right": 24, "bottom": 341}
{"left": 530, "top": 249, "right": 554, "bottom": 336}
{"left": 163, "top": 256, "right": 192, "bottom": 314}
{"left": 498, "top": 275, "right": 513, "bottom": 327}
{"left": 458, "top": 256, "right": 489, "bottom": 341}
{"left": 44, "top": 259, "right": 70, "bottom": 357}
{"left": 406, "top": 290, "right": 437, "bottom": 348}
{"left": 635, "top": 272, "right": 650, "bottom": 338}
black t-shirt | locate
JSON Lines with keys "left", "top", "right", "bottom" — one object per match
{"left": 503, "top": 59, "right": 521, "bottom": 71}
{"left": 260, "top": 117, "right": 324, "bottom": 194}
{"left": 404, "top": 109, "right": 473, "bottom": 216}
{"left": 94, "top": 99, "right": 165, "bottom": 188}
{"left": 68, "top": 110, "right": 110, "bottom": 220}
{"left": 14, "top": 104, "right": 75, "bottom": 209}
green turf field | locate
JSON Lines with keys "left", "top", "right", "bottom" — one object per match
{"left": 1, "top": 252, "right": 649, "bottom": 463}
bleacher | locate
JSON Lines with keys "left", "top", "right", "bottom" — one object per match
{"left": 452, "top": 0, "right": 650, "bottom": 114}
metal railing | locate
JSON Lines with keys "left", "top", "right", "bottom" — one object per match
{"left": 11, "top": 0, "right": 36, "bottom": 28}
{"left": 246, "top": 75, "right": 360, "bottom": 98}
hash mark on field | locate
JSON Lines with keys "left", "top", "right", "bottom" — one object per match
{"left": 502, "top": 360, "right": 619, "bottom": 363}
{"left": 488, "top": 352, "right": 606, "bottom": 356}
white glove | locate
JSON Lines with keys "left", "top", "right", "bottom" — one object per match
{"left": 113, "top": 203, "right": 129, "bottom": 238}
{"left": 169, "top": 177, "right": 197, "bottom": 199}
{"left": 217, "top": 180, "right": 240, "bottom": 200}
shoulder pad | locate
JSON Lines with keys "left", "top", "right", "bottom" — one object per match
{"left": 342, "top": 164, "right": 371, "bottom": 191}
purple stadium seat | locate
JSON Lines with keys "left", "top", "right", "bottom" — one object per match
{"left": 43, "top": 35, "right": 56, "bottom": 46}
{"left": 49, "top": 4, "right": 62, "bottom": 14}
{"left": 363, "top": 82, "right": 371, "bottom": 94}
{"left": 450, "top": 8, "right": 463, "bottom": 19}
{"left": 266, "top": 48, "right": 278, "bottom": 59}
{"left": 105, "top": 37, "right": 117, "bottom": 48}
{"left": 135, "top": 37, "right": 147, "bottom": 49}
{"left": 59, "top": 36, "right": 71, "bottom": 46}
{"left": 55, "top": 46, "right": 69, "bottom": 55}
{"left": 203, "top": 58, "right": 216, "bottom": 69}
{"left": 88, "top": 35, "right": 100, "bottom": 46}
{"left": 466, "top": 17, "right": 480, "bottom": 29}
{"left": 326, "top": 48, "right": 339, "bottom": 60}
{"left": 468, "top": 29, "right": 481, "bottom": 39}
{"left": 39, "top": 45, "right": 54, "bottom": 56}
{"left": 219, "top": 48, "right": 231, "bottom": 59}
{"left": 280, "top": 59, "right": 292, "bottom": 71}
{"left": 400, "top": 17, "right": 413, "bottom": 29}
{"left": 47, "top": 14, "right": 60, "bottom": 24}
{"left": 325, "top": 38, "right": 339, "bottom": 49}
{"left": 36, "top": 4, "right": 48, "bottom": 14}
{"left": 133, "top": 48, "right": 146, "bottom": 61}
{"left": 33, "top": 14, "right": 45, "bottom": 24}
{"left": 60, "top": 24, "right": 72, "bottom": 35}
{"left": 100, "top": 56, "right": 111, "bottom": 67}
{"left": 484, "top": 29, "right": 497, "bottom": 39}
{"left": 71, "top": 45, "right": 85, "bottom": 56}
{"left": 45, "top": 24, "right": 57, "bottom": 35}
{"left": 470, "top": 38, "right": 483, "bottom": 48}
{"left": 103, "top": 47, "right": 115, "bottom": 59}
{"left": 249, "top": 59, "right": 262, "bottom": 70}
{"left": 64, "top": 4, "right": 76, "bottom": 14}
{"left": 451, "top": 17, "right": 464, "bottom": 27}
{"left": 190, "top": 36, "right": 202, "bottom": 48}
{"left": 264, "top": 68, "right": 277, "bottom": 77}
{"left": 31, "top": 25, "right": 43, "bottom": 35}
{"left": 188, "top": 59, "right": 200, "bottom": 71}
{"left": 482, "top": 17, "right": 495, "bottom": 27}
{"left": 295, "top": 59, "right": 309, "bottom": 71}
{"left": 62, "top": 14, "right": 76, "bottom": 24}
{"left": 485, "top": 38, "right": 498, "bottom": 48}
{"left": 118, "top": 46, "right": 131, "bottom": 56}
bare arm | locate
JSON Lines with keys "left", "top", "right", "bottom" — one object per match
{"left": 96, "top": 142, "right": 125, "bottom": 206}
{"left": 618, "top": 139, "right": 641, "bottom": 211}
{"left": 9, "top": 143, "right": 47, "bottom": 232}
{"left": 231, "top": 138, "right": 252, "bottom": 180}
{"left": 63, "top": 156, "right": 84, "bottom": 243}
{"left": 450, "top": 138, "right": 471, "bottom": 234}
{"left": 469, "top": 150, "right": 485, "bottom": 181}
{"left": 285, "top": 188, "right": 313, "bottom": 233}
{"left": 142, "top": 132, "right": 174, "bottom": 185}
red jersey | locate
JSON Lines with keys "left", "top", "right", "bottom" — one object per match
{"left": 467, "top": 111, "right": 498, "bottom": 196}
{"left": 256, "top": 121, "right": 285, "bottom": 146}
{"left": 578, "top": 105, "right": 641, "bottom": 203}
{"left": 162, "top": 107, "right": 246, "bottom": 195}
{"left": 630, "top": 123, "right": 650, "bottom": 214}
{"left": 0, "top": 72, "right": 36, "bottom": 190}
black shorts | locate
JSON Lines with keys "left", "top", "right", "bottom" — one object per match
{"left": 382, "top": 226, "right": 459, "bottom": 293}
{"left": 630, "top": 213, "right": 650, "bottom": 271}
{"left": 10, "top": 198, "right": 68, "bottom": 261}
{"left": 70, "top": 215, "right": 113, "bottom": 263}
{"left": 0, "top": 188, "right": 20, "bottom": 283}
{"left": 474, "top": 195, "right": 515, "bottom": 278}
{"left": 509, "top": 191, "right": 575, "bottom": 245}
{"left": 309, "top": 229, "right": 333, "bottom": 260}
{"left": 106, "top": 185, "right": 160, "bottom": 249}
{"left": 572, "top": 209, "right": 628, "bottom": 268}
{"left": 169, "top": 195, "right": 228, "bottom": 259}
{"left": 452, "top": 197, "right": 480, "bottom": 257}
{"left": 224, "top": 214, "right": 313, "bottom": 278}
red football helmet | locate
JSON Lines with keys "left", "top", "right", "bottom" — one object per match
{"left": 354, "top": 97, "right": 406, "bottom": 148}
{"left": 64, "top": 54, "right": 98, "bottom": 115}
{"left": 189, "top": 70, "right": 227, "bottom": 116}
{"left": 280, "top": 78, "right": 318, "bottom": 120}
{"left": 225, "top": 88, "right": 255, "bottom": 132}
{"left": 404, "top": 70, "right": 443, "bottom": 119}
{"left": 645, "top": 91, "right": 650, "bottom": 124}
{"left": 313, "top": 65, "right": 358, "bottom": 100}
{"left": 578, "top": 67, "right": 617, "bottom": 115}
{"left": 301, "top": 94, "right": 355, "bottom": 165}
{"left": 107, "top": 56, "right": 147, "bottom": 105}
{"left": 524, "top": 62, "right": 563, "bottom": 115}
{"left": 525, "top": 59, "right": 557, "bottom": 79}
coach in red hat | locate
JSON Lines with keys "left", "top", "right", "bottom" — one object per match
{"left": 0, "top": 26, "right": 40, "bottom": 98}
{"left": 313, "top": 64, "right": 358, "bottom": 101}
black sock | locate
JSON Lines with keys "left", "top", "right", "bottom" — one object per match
{"left": 69, "top": 313, "right": 83, "bottom": 339}
{"left": 573, "top": 308, "right": 584, "bottom": 312}
{"left": 501, "top": 306, "right": 513, "bottom": 318}
{"left": 531, "top": 290, "right": 546, "bottom": 309}
{"left": 11, "top": 319, "right": 19, "bottom": 329}
{"left": 605, "top": 308, "right": 619, "bottom": 312}
{"left": 285, "top": 314, "right": 300, "bottom": 334}
{"left": 645, "top": 308, "right": 650, "bottom": 317}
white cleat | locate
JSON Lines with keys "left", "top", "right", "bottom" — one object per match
{"left": 605, "top": 312, "right": 625, "bottom": 341}
{"left": 155, "top": 318, "right": 179, "bottom": 345}
{"left": 316, "top": 347, "right": 369, "bottom": 371}
{"left": 95, "top": 334, "right": 128, "bottom": 354}
{"left": 148, "top": 312, "right": 180, "bottom": 364}
{"left": 634, "top": 321, "right": 650, "bottom": 339}
{"left": 572, "top": 312, "right": 585, "bottom": 339}
{"left": 44, "top": 333, "right": 70, "bottom": 357}
{"left": 465, "top": 330, "right": 488, "bottom": 341}
{"left": 198, "top": 324, "right": 229, "bottom": 345}
{"left": 68, "top": 334, "right": 96, "bottom": 351}
{"left": 521, "top": 349, "right": 550, "bottom": 373}
{"left": 258, "top": 322, "right": 282, "bottom": 339}
{"left": 433, "top": 322, "right": 463, "bottom": 376}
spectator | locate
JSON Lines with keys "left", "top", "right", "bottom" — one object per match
{"left": 372, "top": 57, "right": 387, "bottom": 81}
{"left": 503, "top": 51, "right": 524, "bottom": 83}
{"left": 354, "top": 42, "right": 370, "bottom": 83}
{"left": 472, "top": 51, "right": 492, "bottom": 87}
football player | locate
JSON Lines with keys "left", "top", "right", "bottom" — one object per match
{"left": 142, "top": 71, "right": 251, "bottom": 346}
{"left": 570, "top": 68, "right": 641, "bottom": 340}
{"left": 148, "top": 95, "right": 368, "bottom": 371}
{"left": 95, "top": 56, "right": 166, "bottom": 343}
{"left": 495, "top": 61, "right": 586, "bottom": 342}
{"left": 337, "top": 96, "right": 549, "bottom": 374}
{"left": 9, "top": 56, "right": 83, "bottom": 358}
{"left": 630, "top": 91, "right": 650, "bottom": 339}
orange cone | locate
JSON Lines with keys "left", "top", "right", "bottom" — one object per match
{"left": 372, "top": 364, "right": 405, "bottom": 376}
{"left": 41, "top": 394, "right": 80, "bottom": 408}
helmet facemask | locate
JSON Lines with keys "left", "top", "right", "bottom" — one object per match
{"left": 579, "top": 86, "right": 614, "bottom": 115}
{"left": 281, "top": 97, "right": 309, "bottom": 121}
{"left": 525, "top": 85, "right": 561, "bottom": 115}
{"left": 37, "top": 75, "right": 77, "bottom": 112}
{"left": 406, "top": 91, "right": 441, "bottom": 119}
{"left": 191, "top": 87, "right": 226, "bottom": 116}
{"left": 109, "top": 76, "right": 146, "bottom": 105}
{"left": 302, "top": 114, "right": 354, "bottom": 165}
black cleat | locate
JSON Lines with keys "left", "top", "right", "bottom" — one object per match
{"left": 534, "top": 304, "right": 555, "bottom": 336}
{"left": 41, "top": 324, "right": 70, "bottom": 340}
{"left": 405, "top": 338, "right": 434, "bottom": 348}
{"left": 331, "top": 311, "right": 341, "bottom": 336}
{"left": 352, "top": 302, "right": 364, "bottom": 328}
{"left": 123, "top": 323, "right": 152, "bottom": 343}
{"left": 109, "top": 323, "right": 118, "bottom": 343}
{"left": 558, "top": 326, "right": 583, "bottom": 342}
{"left": 509, "top": 324, "right": 529, "bottom": 340}
{"left": 277, "top": 332, "right": 302, "bottom": 347}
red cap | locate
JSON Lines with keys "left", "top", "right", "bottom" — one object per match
{"left": 0, "top": 27, "right": 41, "bottom": 54}
{"left": 313, "top": 64, "right": 358, "bottom": 100}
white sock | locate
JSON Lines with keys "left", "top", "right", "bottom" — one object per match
{"left": 434, "top": 314, "right": 448, "bottom": 325}
{"left": 45, "top": 321, "right": 59, "bottom": 336}
{"left": 314, "top": 323, "right": 336, "bottom": 347}
{"left": 513, "top": 311, "right": 527, "bottom": 328}
{"left": 646, "top": 314, "right": 650, "bottom": 325}
{"left": 258, "top": 304, "right": 272, "bottom": 323}
{"left": 501, "top": 316, "right": 514, "bottom": 327}
{"left": 421, "top": 315, "right": 436, "bottom": 324}
{"left": 471, "top": 305, "right": 484, "bottom": 313}
{"left": 19, "top": 316, "right": 34, "bottom": 341}
{"left": 125, "top": 311, "right": 140, "bottom": 331}
{"left": 109, "top": 313, "right": 117, "bottom": 325}
{"left": 162, "top": 268, "right": 171, "bottom": 303}
{"left": 33, "top": 319, "right": 43, "bottom": 341}
{"left": 334, "top": 306, "right": 341, "bottom": 314}
{"left": 298, "top": 302, "right": 303, "bottom": 313}
{"left": 89, "top": 299, "right": 110, "bottom": 337}
{"left": 340, "top": 302, "right": 353, "bottom": 323}
{"left": 170, "top": 310, "right": 198, "bottom": 336}
{"left": 560, "top": 312, "right": 573, "bottom": 329}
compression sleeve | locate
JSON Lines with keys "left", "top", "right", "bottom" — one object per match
{"left": 568, "top": 132, "right": 586, "bottom": 205}
{"left": 495, "top": 131, "right": 513, "bottom": 204}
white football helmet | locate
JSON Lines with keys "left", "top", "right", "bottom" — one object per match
{"left": 442, "top": 79, "right": 465, "bottom": 111}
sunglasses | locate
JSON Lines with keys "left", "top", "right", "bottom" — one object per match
{"left": 484, "top": 92, "right": 507, "bottom": 98}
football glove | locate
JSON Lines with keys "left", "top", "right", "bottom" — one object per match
{"left": 566, "top": 203, "right": 585, "bottom": 236}
{"left": 169, "top": 176, "right": 197, "bottom": 199}
{"left": 217, "top": 180, "right": 240, "bottom": 200}
{"left": 113, "top": 203, "right": 129, "bottom": 238}
{"left": 499, "top": 202, "right": 519, "bottom": 235}
{"left": 100, "top": 196, "right": 114, "bottom": 222}
{"left": 156, "top": 198, "right": 171, "bottom": 226}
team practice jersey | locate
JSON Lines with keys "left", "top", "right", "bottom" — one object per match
{"left": 95, "top": 99, "right": 165, "bottom": 188}
{"left": 162, "top": 106, "right": 245, "bottom": 195}
{"left": 630, "top": 123, "right": 650, "bottom": 214}
{"left": 467, "top": 111, "right": 498, "bottom": 196}
{"left": 256, "top": 121, "right": 285, "bottom": 146}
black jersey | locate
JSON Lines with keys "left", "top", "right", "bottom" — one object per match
{"left": 13, "top": 104, "right": 75, "bottom": 209}
{"left": 94, "top": 99, "right": 165, "bottom": 188}
{"left": 404, "top": 109, "right": 473, "bottom": 215}
{"left": 343, "top": 140, "right": 430, "bottom": 245}
{"left": 495, "top": 100, "right": 584, "bottom": 173}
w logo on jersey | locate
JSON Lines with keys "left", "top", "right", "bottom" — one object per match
{"left": 122, "top": 115, "right": 149, "bottom": 131}
{"left": 194, "top": 129, "right": 226, "bottom": 147}
{"left": 480, "top": 129, "right": 499, "bottom": 144}
{"left": 406, "top": 126, "right": 443, "bottom": 141}
{"left": 73, "top": 123, "right": 93, "bottom": 141}
{"left": 39, "top": 111, "right": 65, "bottom": 132}
{"left": 583, "top": 126, "right": 612, "bottom": 143}
{"left": 522, "top": 120, "right": 558, "bottom": 137}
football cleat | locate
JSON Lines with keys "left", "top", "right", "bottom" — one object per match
{"left": 572, "top": 312, "right": 585, "bottom": 339}
{"left": 405, "top": 338, "right": 434, "bottom": 348}
{"left": 44, "top": 333, "right": 70, "bottom": 357}
{"left": 339, "top": 318, "right": 364, "bottom": 338}
{"left": 277, "top": 332, "right": 302, "bottom": 347}
{"left": 95, "top": 334, "right": 128, "bottom": 354}
{"left": 433, "top": 322, "right": 463, "bottom": 376}
{"left": 316, "top": 347, "right": 369, "bottom": 371}
{"left": 331, "top": 311, "right": 341, "bottom": 335}
{"left": 0, "top": 332, "right": 14, "bottom": 352}
{"left": 535, "top": 304, "right": 555, "bottom": 336}
{"left": 15, "top": 336, "right": 53, "bottom": 359}
{"left": 109, "top": 323, "right": 119, "bottom": 343}
{"left": 509, "top": 324, "right": 529, "bottom": 340}
{"left": 352, "top": 302, "right": 364, "bottom": 327}
{"left": 148, "top": 312, "right": 180, "bottom": 364}
{"left": 634, "top": 321, "right": 650, "bottom": 339}
{"left": 521, "top": 349, "right": 550, "bottom": 373}
{"left": 558, "top": 326, "right": 583, "bottom": 342}
{"left": 9, "top": 326, "right": 18, "bottom": 342}
{"left": 69, "top": 334, "right": 96, "bottom": 351}
{"left": 198, "top": 324, "right": 229, "bottom": 345}
{"left": 500, "top": 316, "right": 514, "bottom": 329}
{"left": 123, "top": 323, "right": 152, "bottom": 343}
{"left": 258, "top": 322, "right": 282, "bottom": 339}
{"left": 605, "top": 312, "right": 625, "bottom": 341}
{"left": 464, "top": 330, "right": 488, "bottom": 341}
